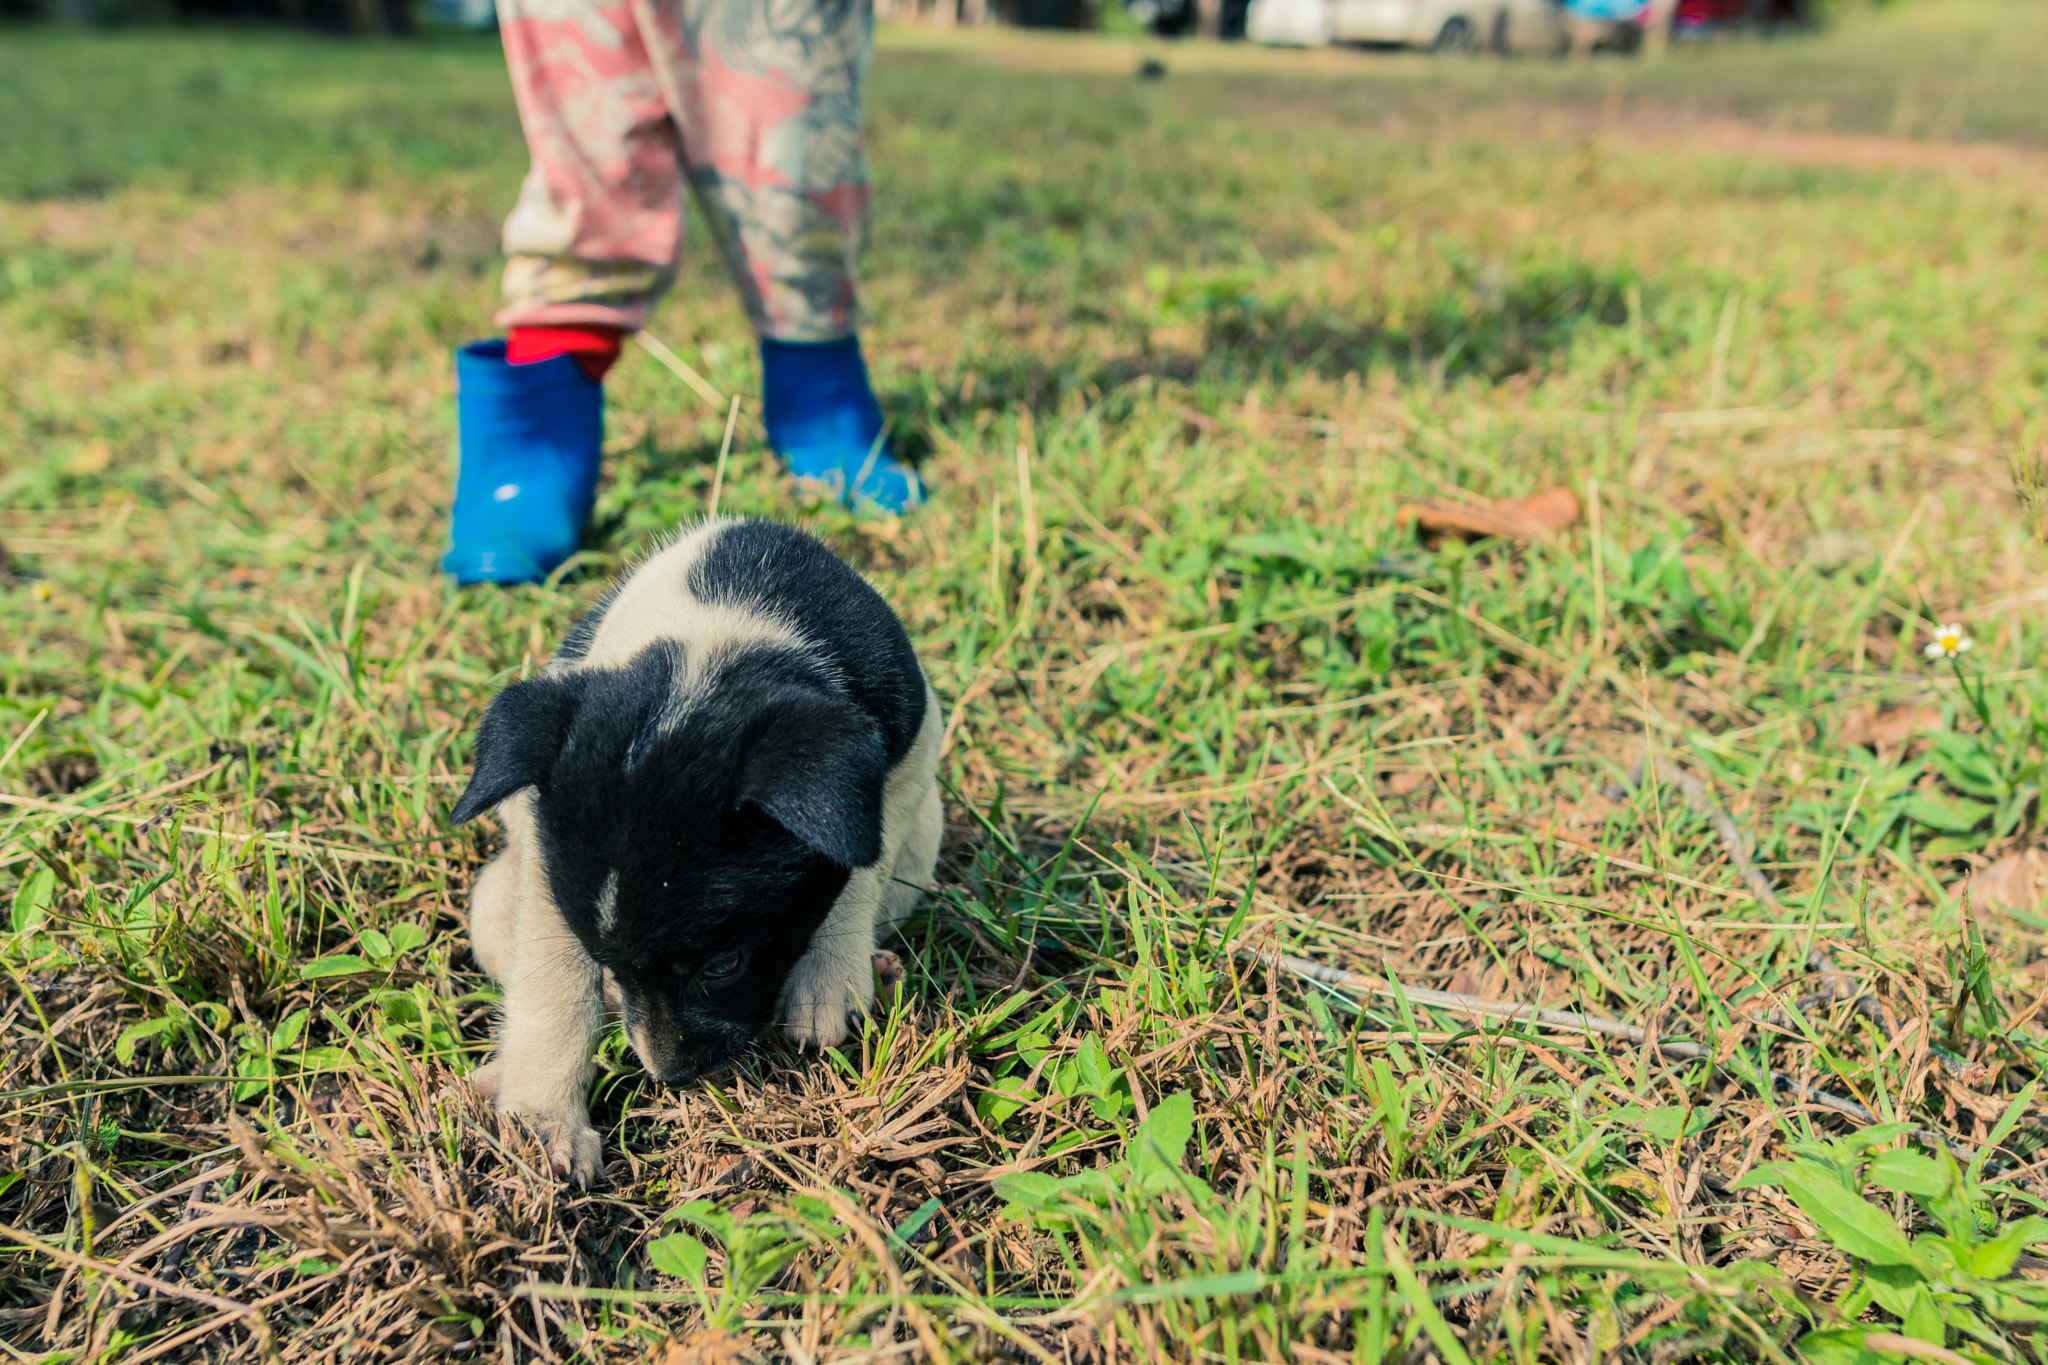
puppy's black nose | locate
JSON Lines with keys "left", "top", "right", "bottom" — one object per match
{"left": 656, "top": 1059, "right": 703, "bottom": 1086}
{"left": 653, "top": 1040, "right": 736, "bottom": 1087}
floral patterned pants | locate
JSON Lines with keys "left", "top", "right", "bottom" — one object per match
{"left": 493, "top": 0, "right": 874, "bottom": 342}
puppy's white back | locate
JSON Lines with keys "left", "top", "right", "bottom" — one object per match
{"left": 571, "top": 518, "right": 804, "bottom": 682}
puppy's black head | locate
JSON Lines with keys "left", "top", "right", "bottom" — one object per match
{"left": 452, "top": 644, "right": 886, "bottom": 1083}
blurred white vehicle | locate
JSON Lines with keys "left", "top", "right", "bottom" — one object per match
{"left": 1247, "top": 0, "right": 1567, "bottom": 50}
{"left": 1332, "top": 0, "right": 1501, "bottom": 48}
{"left": 1246, "top": 0, "right": 1335, "bottom": 43}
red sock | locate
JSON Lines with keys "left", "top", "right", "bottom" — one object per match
{"left": 506, "top": 326, "right": 625, "bottom": 382}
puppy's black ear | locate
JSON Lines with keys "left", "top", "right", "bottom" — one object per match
{"left": 740, "top": 689, "right": 887, "bottom": 868}
{"left": 451, "top": 673, "right": 587, "bottom": 825}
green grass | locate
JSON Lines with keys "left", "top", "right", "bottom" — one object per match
{"left": 4, "top": 6, "right": 2048, "bottom": 1361}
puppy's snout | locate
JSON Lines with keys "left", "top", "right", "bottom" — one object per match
{"left": 655, "top": 1052, "right": 706, "bottom": 1086}
{"left": 649, "top": 1038, "right": 734, "bottom": 1087}
{"left": 624, "top": 1017, "right": 736, "bottom": 1087}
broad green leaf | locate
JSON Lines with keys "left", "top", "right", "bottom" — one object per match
{"left": 992, "top": 1171, "right": 1066, "bottom": 1217}
{"left": 1915, "top": 1233, "right": 1967, "bottom": 1276}
{"left": 233, "top": 1053, "right": 274, "bottom": 1101}
{"left": 1966, "top": 1218, "right": 2048, "bottom": 1280}
{"left": 784, "top": 1194, "right": 837, "bottom": 1231}
{"left": 665, "top": 1199, "right": 734, "bottom": 1242}
{"left": 1225, "top": 533, "right": 1334, "bottom": 574}
{"left": 1794, "top": 1124, "right": 1921, "bottom": 1172}
{"left": 1608, "top": 1104, "right": 1711, "bottom": 1144}
{"left": 114, "top": 1015, "right": 181, "bottom": 1066}
{"left": 1863, "top": 1263, "right": 1921, "bottom": 1319}
{"left": 647, "top": 1231, "right": 708, "bottom": 1286}
{"left": 1903, "top": 791, "right": 1994, "bottom": 833}
{"left": 11, "top": 865, "right": 54, "bottom": 934}
{"left": 1901, "top": 1284, "right": 1945, "bottom": 1345}
{"left": 1076, "top": 1034, "right": 1113, "bottom": 1096}
{"left": 1794, "top": 1327, "right": 1907, "bottom": 1365}
{"left": 301, "top": 954, "right": 371, "bottom": 980}
{"left": 1044, "top": 1127, "right": 1117, "bottom": 1158}
{"left": 1932, "top": 734, "right": 2002, "bottom": 799}
{"left": 1933, "top": 1305, "right": 2008, "bottom": 1359}
{"left": 271, "top": 1007, "right": 310, "bottom": 1051}
{"left": 975, "top": 1078, "right": 1039, "bottom": 1126}
{"left": 1974, "top": 1084, "right": 2038, "bottom": 1180}
{"left": 1755, "top": 1160, "right": 1921, "bottom": 1267}
{"left": 1730, "top": 1161, "right": 1798, "bottom": 1191}
{"left": 993, "top": 1169, "right": 1112, "bottom": 1221}
{"left": 386, "top": 922, "right": 427, "bottom": 955}
{"left": 359, "top": 929, "right": 394, "bottom": 962}
{"left": 1865, "top": 1149, "right": 1948, "bottom": 1199}
{"left": 1130, "top": 1091, "right": 1196, "bottom": 1192}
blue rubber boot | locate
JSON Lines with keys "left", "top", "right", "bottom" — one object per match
{"left": 444, "top": 340, "right": 602, "bottom": 585}
{"left": 761, "top": 336, "right": 925, "bottom": 514}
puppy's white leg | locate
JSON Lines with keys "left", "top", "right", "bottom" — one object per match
{"left": 879, "top": 686, "right": 944, "bottom": 936}
{"left": 880, "top": 780, "right": 943, "bottom": 935}
{"left": 780, "top": 867, "right": 883, "bottom": 1048}
{"left": 493, "top": 928, "right": 605, "bottom": 1183}
{"left": 467, "top": 852, "right": 518, "bottom": 983}
{"left": 484, "top": 813, "right": 606, "bottom": 1185}
{"left": 466, "top": 790, "right": 532, "bottom": 983}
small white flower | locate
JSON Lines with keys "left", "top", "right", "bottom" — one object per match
{"left": 1924, "top": 623, "right": 1973, "bottom": 659}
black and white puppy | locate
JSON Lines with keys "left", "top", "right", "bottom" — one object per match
{"left": 450, "top": 518, "right": 942, "bottom": 1184}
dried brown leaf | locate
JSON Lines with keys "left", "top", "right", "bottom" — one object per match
{"left": 1964, "top": 848, "right": 2048, "bottom": 913}
{"left": 1841, "top": 703, "right": 1943, "bottom": 755}
{"left": 650, "top": 1330, "right": 760, "bottom": 1365}
{"left": 1395, "top": 487, "right": 1581, "bottom": 545}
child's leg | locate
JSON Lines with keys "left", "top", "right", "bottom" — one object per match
{"left": 447, "top": 0, "right": 683, "bottom": 584}
{"left": 638, "top": 0, "right": 872, "bottom": 343}
{"left": 636, "top": 0, "right": 925, "bottom": 513}
{"left": 495, "top": 0, "right": 686, "bottom": 334}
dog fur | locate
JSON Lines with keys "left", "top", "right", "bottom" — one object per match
{"left": 451, "top": 518, "right": 942, "bottom": 1184}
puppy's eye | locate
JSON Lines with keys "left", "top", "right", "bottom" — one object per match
{"left": 702, "top": 949, "right": 746, "bottom": 983}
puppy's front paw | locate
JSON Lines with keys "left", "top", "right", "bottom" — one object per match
{"left": 780, "top": 975, "right": 863, "bottom": 1049}
{"left": 471, "top": 1060, "right": 501, "bottom": 1102}
{"left": 523, "top": 1112, "right": 605, "bottom": 1187}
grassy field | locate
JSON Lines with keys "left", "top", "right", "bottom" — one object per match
{"left": 4, "top": 4, "right": 2048, "bottom": 1360}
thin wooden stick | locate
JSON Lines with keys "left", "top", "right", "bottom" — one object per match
{"left": 1606, "top": 755, "right": 1783, "bottom": 912}
{"left": 0, "top": 706, "right": 48, "bottom": 775}
{"left": 1608, "top": 755, "right": 1887, "bottom": 1030}
{"left": 709, "top": 393, "right": 740, "bottom": 519}
{"left": 632, "top": 332, "right": 725, "bottom": 412}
